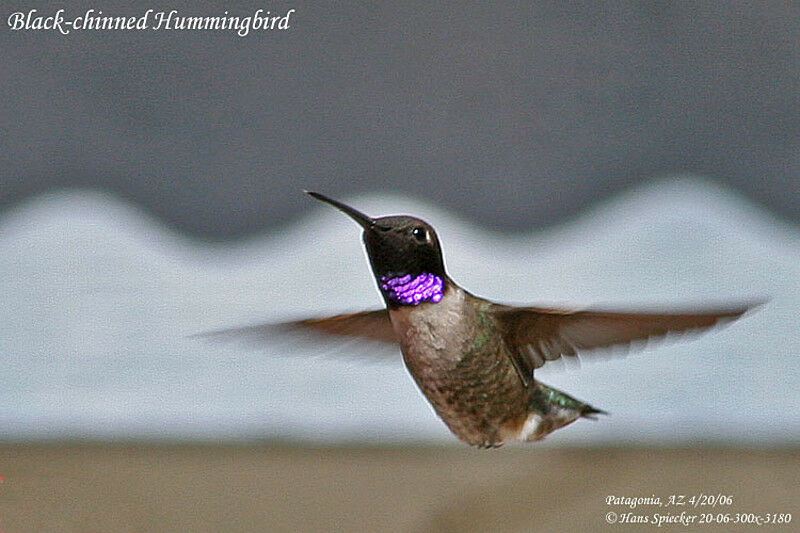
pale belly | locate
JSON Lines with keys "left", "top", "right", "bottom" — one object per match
{"left": 388, "top": 291, "right": 531, "bottom": 447}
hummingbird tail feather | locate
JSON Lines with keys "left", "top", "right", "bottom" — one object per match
{"left": 533, "top": 382, "right": 608, "bottom": 418}
{"left": 515, "top": 382, "right": 607, "bottom": 442}
{"left": 580, "top": 404, "right": 609, "bottom": 420}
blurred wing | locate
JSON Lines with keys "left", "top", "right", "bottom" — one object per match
{"left": 197, "top": 309, "right": 397, "bottom": 357}
{"left": 493, "top": 303, "right": 754, "bottom": 386}
{"left": 274, "top": 309, "right": 396, "bottom": 343}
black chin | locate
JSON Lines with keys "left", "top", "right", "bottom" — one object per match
{"left": 364, "top": 231, "right": 445, "bottom": 280}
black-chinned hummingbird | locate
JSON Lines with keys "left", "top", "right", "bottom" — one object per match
{"left": 220, "top": 192, "right": 755, "bottom": 447}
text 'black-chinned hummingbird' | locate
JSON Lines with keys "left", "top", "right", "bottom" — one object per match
{"left": 226, "top": 192, "right": 755, "bottom": 447}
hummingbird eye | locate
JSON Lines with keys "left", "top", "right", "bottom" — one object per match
{"left": 412, "top": 227, "right": 428, "bottom": 242}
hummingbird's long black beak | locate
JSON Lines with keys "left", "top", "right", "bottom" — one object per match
{"left": 304, "top": 190, "right": 375, "bottom": 230}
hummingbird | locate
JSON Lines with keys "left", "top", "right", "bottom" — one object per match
{"left": 216, "top": 191, "right": 754, "bottom": 448}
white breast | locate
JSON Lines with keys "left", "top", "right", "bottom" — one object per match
{"left": 388, "top": 286, "right": 466, "bottom": 362}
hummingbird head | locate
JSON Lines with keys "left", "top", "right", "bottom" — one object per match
{"left": 305, "top": 191, "right": 447, "bottom": 306}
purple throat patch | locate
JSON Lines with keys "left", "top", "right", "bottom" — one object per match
{"left": 380, "top": 273, "right": 444, "bottom": 305}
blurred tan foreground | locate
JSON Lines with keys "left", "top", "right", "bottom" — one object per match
{"left": 1, "top": 444, "right": 797, "bottom": 532}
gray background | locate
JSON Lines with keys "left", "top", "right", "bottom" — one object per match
{"left": 1, "top": 1, "right": 799, "bottom": 448}
{"left": 2, "top": 1, "right": 798, "bottom": 238}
